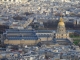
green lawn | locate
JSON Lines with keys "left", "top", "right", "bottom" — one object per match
{"left": 69, "top": 34, "right": 80, "bottom": 45}
{"left": 70, "top": 35, "right": 80, "bottom": 38}
{"left": 69, "top": 34, "right": 80, "bottom": 38}
{"left": 73, "top": 39, "right": 80, "bottom": 45}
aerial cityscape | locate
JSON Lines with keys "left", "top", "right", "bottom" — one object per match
{"left": 0, "top": 0, "right": 80, "bottom": 60}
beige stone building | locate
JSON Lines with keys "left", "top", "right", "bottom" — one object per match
{"left": 4, "top": 29, "right": 53, "bottom": 45}
{"left": 55, "top": 17, "right": 69, "bottom": 39}
{"left": 4, "top": 29, "right": 41, "bottom": 45}
{"left": 53, "top": 17, "right": 72, "bottom": 45}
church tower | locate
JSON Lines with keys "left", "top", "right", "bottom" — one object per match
{"left": 55, "top": 17, "right": 69, "bottom": 39}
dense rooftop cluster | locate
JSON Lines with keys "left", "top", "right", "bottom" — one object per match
{"left": 0, "top": 45, "right": 80, "bottom": 60}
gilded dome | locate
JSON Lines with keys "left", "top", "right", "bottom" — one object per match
{"left": 58, "top": 22, "right": 65, "bottom": 26}
{"left": 58, "top": 17, "right": 65, "bottom": 26}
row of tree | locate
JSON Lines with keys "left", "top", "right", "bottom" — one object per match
{"left": 43, "top": 20, "right": 80, "bottom": 30}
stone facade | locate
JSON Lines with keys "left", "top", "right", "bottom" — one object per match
{"left": 4, "top": 39, "right": 41, "bottom": 45}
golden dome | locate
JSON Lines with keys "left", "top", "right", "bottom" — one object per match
{"left": 58, "top": 22, "right": 65, "bottom": 26}
{"left": 58, "top": 17, "right": 65, "bottom": 26}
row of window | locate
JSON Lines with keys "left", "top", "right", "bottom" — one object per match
{"left": 38, "top": 34, "right": 51, "bottom": 36}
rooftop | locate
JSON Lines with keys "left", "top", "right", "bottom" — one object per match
{"left": 7, "top": 37, "right": 38, "bottom": 40}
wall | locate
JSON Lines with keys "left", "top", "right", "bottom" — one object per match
{"left": 4, "top": 39, "right": 40, "bottom": 45}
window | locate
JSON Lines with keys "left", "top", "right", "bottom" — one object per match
{"left": 13, "top": 0, "right": 15, "bottom": 2}
{"left": 9, "top": 0, "right": 11, "bottom": 1}
{"left": 4, "top": 0, "right": 6, "bottom": 1}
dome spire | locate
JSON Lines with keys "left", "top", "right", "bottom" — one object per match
{"left": 59, "top": 13, "right": 64, "bottom": 22}
{"left": 58, "top": 17, "right": 65, "bottom": 26}
{"left": 59, "top": 17, "right": 64, "bottom": 22}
